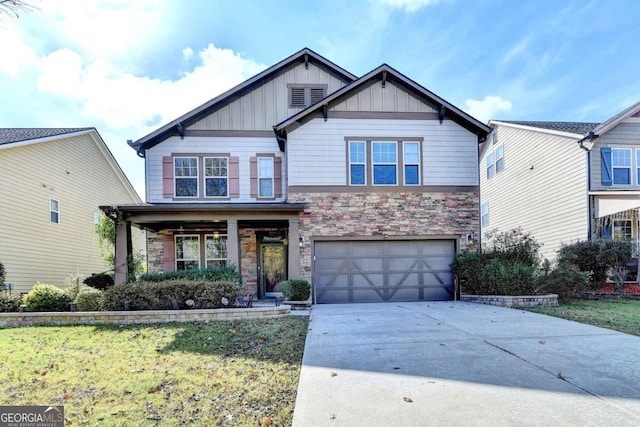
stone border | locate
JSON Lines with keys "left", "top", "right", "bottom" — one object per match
{"left": 0, "top": 306, "right": 290, "bottom": 328}
{"left": 461, "top": 294, "right": 558, "bottom": 308}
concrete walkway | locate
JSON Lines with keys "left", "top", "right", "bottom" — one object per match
{"left": 292, "top": 301, "right": 640, "bottom": 426}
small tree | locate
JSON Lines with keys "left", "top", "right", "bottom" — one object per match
{"left": 95, "top": 213, "right": 144, "bottom": 276}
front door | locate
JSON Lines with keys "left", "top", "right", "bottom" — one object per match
{"left": 259, "top": 243, "right": 286, "bottom": 298}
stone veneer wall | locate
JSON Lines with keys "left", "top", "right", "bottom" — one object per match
{"left": 289, "top": 191, "right": 479, "bottom": 280}
{"left": 147, "top": 232, "right": 165, "bottom": 274}
{"left": 462, "top": 294, "right": 559, "bottom": 308}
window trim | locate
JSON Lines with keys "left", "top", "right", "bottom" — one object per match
{"left": 49, "top": 198, "right": 60, "bottom": 224}
{"left": 204, "top": 156, "right": 229, "bottom": 198}
{"left": 257, "top": 157, "right": 275, "bottom": 198}
{"left": 175, "top": 234, "right": 201, "bottom": 270}
{"left": 205, "top": 234, "right": 228, "bottom": 268}
{"left": 174, "top": 156, "right": 199, "bottom": 198}
{"left": 486, "top": 144, "right": 503, "bottom": 179}
{"left": 348, "top": 141, "right": 367, "bottom": 186}
{"left": 481, "top": 202, "right": 489, "bottom": 227}
{"left": 403, "top": 141, "right": 421, "bottom": 186}
{"left": 612, "top": 147, "right": 632, "bottom": 185}
{"left": 495, "top": 144, "right": 504, "bottom": 173}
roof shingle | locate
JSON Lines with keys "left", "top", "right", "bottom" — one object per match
{"left": 498, "top": 121, "right": 599, "bottom": 135}
{"left": 0, "top": 128, "right": 92, "bottom": 146}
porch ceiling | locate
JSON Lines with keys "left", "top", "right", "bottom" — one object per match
{"left": 595, "top": 196, "right": 640, "bottom": 218}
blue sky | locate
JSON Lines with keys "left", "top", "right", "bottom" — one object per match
{"left": 1, "top": 0, "right": 639, "bottom": 199}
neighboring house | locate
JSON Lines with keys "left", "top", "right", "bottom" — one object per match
{"left": 481, "top": 100, "right": 640, "bottom": 264}
{"left": 0, "top": 128, "right": 143, "bottom": 294}
{"left": 106, "top": 48, "right": 490, "bottom": 303}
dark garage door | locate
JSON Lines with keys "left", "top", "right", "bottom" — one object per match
{"left": 314, "top": 240, "right": 456, "bottom": 303}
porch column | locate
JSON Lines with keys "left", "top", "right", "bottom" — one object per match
{"left": 288, "top": 217, "right": 301, "bottom": 279}
{"left": 114, "top": 220, "right": 131, "bottom": 285}
{"left": 227, "top": 219, "right": 239, "bottom": 269}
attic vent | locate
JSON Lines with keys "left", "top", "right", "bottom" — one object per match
{"left": 288, "top": 84, "right": 327, "bottom": 108}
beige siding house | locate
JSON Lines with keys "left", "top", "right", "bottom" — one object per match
{"left": 110, "top": 48, "right": 490, "bottom": 303}
{"left": 481, "top": 101, "right": 640, "bottom": 266}
{"left": 0, "top": 128, "right": 143, "bottom": 294}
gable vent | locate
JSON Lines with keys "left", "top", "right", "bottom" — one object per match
{"left": 310, "top": 87, "right": 325, "bottom": 105}
{"left": 291, "top": 88, "right": 306, "bottom": 108}
{"left": 289, "top": 84, "right": 328, "bottom": 109}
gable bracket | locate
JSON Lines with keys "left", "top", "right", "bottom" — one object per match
{"left": 323, "top": 104, "right": 328, "bottom": 122}
{"left": 439, "top": 105, "right": 446, "bottom": 124}
{"left": 382, "top": 70, "right": 387, "bottom": 88}
{"left": 304, "top": 54, "right": 309, "bottom": 69}
{"left": 176, "top": 123, "right": 185, "bottom": 139}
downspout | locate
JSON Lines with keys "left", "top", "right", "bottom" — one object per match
{"left": 273, "top": 127, "right": 288, "bottom": 201}
{"left": 578, "top": 131, "right": 595, "bottom": 151}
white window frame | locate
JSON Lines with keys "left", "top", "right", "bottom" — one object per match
{"left": 481, "top": 202, "right": 489, "bottom": 227}
{"left": 635, "top": 149, "right": 640, "bottom": 186}
{"left": 495, "top": 144, "right": 504, "bottom": 173}
{"left": 403, "top": 141, "right": 420, "bottom": 186}
{"left": 204, "top": 156, "right": 228, "bottom": 198}
{"left": 349, "top": 141, "right": 367, "bottom": 186}
{"left": 258, "top": 157, "right": 274, "bottom": 198}
{"left": 175, "top": 235, "right": 201, "bottom": 270}
{"left": 205, "top": 234, "right": 228, "bottom": 268}
{"left": 612, "top": 148, "right": 632, "bottom": 185}
{"left": 372, "top": 141, "right": 398, "bottom": 186}
{"left": 174, "top": 157, "right": 199, "bottom": 198}
{"left": 486, "top": 151, "right": 494, "bottom": 179}
{"left": 49, "top": 199, "right": 60, "bottom": 224}
{"left": 613, "top": 219, "right": 633, "bottom": 241}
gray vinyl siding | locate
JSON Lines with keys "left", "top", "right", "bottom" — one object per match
{"left": 288, "top": 118, "right": 478, "bottom": 186}
{"left": 0, "top": 133, "right": 142, "bottom": 294}
{"left": 590, "top": 121, "right": 640, "bottom": 191}
{"left": 146, "top": 136, "right": 285, "bottom": 203}
{"left": 187, "top": 62, "right": 347, "bottom": 131}
{"left": 332, "top": 81, "right": 437, "bottom": 113}
{"left": 480, "top": 125, "right": 588, "bottom": 261}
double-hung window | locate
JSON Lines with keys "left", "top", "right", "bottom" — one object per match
{"left": 204, "top": 157, "right": 228, "bottom": 197}
{"left": 372, "top": 141, "right": 398, "bottom": 185}
{"left": 205, "top": 234, "right": 228, "bottom": 268}
{"left": 174, "top": 157, "right": 198, "bottom": 197}
{"left": 403, "top": 142, "right": 420, "bottom": 185}
{"left": 481, "top": 202, "right": 489, "bottom": 227}
{"left": 635, "top": 149, "right": 640, "bottom": 185}
{"left": 612, "top": 148, "right": 631, "bottom": 185}
{"left": 495, "top": 144, "right": 504, "bottom": 173}
{"left": 258, "top": 157, "right": 274, "bottom": 197}
{"left": 349, "top": 141, "right": 366, "bottom": 185}
{"left": 613, "top": 219, "right": 633, "bottom": 241}
{"left": 50, "top": 199, "right": 60, "bottom": 224}
{"left": 486, "top": 144, "right": 503, "bottom": 179}
{"left": 486, "top": 151, "right": 495, "bottom": 179}
{"left": 175, "top": 235, "right": 200, "bottom": 270}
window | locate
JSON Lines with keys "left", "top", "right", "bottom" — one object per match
{"left": 613, "top": 219, "right": 632, "bottom": 241}
{"left": 204, "top": 157, "right": 228, "bottom": 197}
{"left": 612, "top": 148, "right": 631, "bottom": 185}
{"left": 258, "top": 157, "right": 274, "bottom": 197}
{"left": 174, "top": 157, "right": 198, "bottom": 197}
{"left": 349, "top": 141, "right": 366, "bottom": 185}
{"left": 206, "top": 234, "right": 228, "bottom": 268}
{"left": 94, "top": 212, "right": 102, "bottom": 233}
{"left": 288, "top": 85, "right": 327, "bottom": 108}
{"left": 49, "top": 199, "right": 59, "bottom": 224}
{"left": 495, "top": 144, "right": 504, "bottom": 173}
{"left": 635, "top": 149, "right": 640, "bottom": 185}
{"left": 403, "top": 142, "right": 420, "bottom": 185}
{"left": 486, "top": 151, "right": 494, "bottom": 179}
{"left": 372, "top": 141, "right": 397, "bottom": 185}
{"left": 481, "top": 202, "right": 489, "bottom": 227}
{"left": 175, "top": 235, "right": 200, "bottom": 270}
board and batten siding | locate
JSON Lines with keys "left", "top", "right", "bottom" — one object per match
{"left": 287, "top": 118, "right": 479, "bottom": 187}
{"left": 0, "top": 134, "right": 142, "bottom": 294}
{"left": 146, "top": 136, "right": 285, "bottom": 203}
{"left": 480, "top": 125, "right": 588, "bottom": 261}
{"left": 331, "top": 80, "right": 437, "bottom": 113}
{"left": 590, "top": 120, "right": 640, "bottom": 191}
{"left": 187, "top": 62, "right": 348, "bottom": 132}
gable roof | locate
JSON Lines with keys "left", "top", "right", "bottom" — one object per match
{"left": 130, "top": 48, "right": 357, "bottom": 156}
{"left": 494, "top": 120, "right": 599, "bottom": 136}
{"left": 274, "top": 63, "right": 490, "bottom": 140}
{"left": 592, "top": 100, "right": 640, "bottom": 136}
{"left": 0, "top": 128, "right": 92, "bottom": 146}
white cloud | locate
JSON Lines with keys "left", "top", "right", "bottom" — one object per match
{"left": 464, "top": 96, "right": 513, "bottom": 122}
{"left": 182, "top": 47, "right": 194, "bottom": 59}
{"left": 376, "top": 0, "right": 443, "bottom": 13}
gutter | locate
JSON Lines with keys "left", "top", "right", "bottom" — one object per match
{"left": 578, "top": 131, "right": 596, "bottom": 151}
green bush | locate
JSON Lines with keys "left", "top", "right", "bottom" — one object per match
{"left": 0, "top": 261, "right": 5, "bottom": 290}
{"left": 83, "top": 273, "right": 115, "bottom": 291}
{"left": 557, "top": 239, "right": 633, "bottom": 289}
{"left": 135, "top": 266, "right": 240, "bottom": 283}
{"left": 282, "top": 279, "right": 311, "bottom": 301}
{"left": 101, "top": 280, "right": 243, "bottom": 311}
{"left": 75, "top": 289, "right": 103, "bottom": 311}
{"left": 538, "top": 263, "right": 590, "bottom": 302}
{"left": 23, "top": 283, "right": 73, "bottom": 312}
{"left": 0, "top": 293, "right": 21, "bottom": 312}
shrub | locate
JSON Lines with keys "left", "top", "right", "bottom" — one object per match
{"left": 23, "top": 283, "right": 73, "bottom": 312}
{"left": 101, "top": 280, "right": 243, "bottom": 311}
{"left": 0, "top": 261, "right": 5, "bottom": 291}
{"left": 538, "top": 263, "right": 590, "bottom": 302}
{"left": 0, "top": 293, "right": 21, "bottom": 312}
{"left": 83, "top": 273, "right": 115, "bottom": 291}
{"left": 557, "top": 240, "right": 633, "bottom": 289}
{"left": 135, "top": 266, "right": 240, "bottom": 283}
{"left": 75, "top": 289, "right": 103, "bottom": 311}
{"left": 282, "top": 279, "right": 311, "bottom": 301}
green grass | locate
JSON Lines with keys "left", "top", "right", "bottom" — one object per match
{"left": 0, "top": 316, "right": 309, "bottom": 426}
{"left": 527, "top": 299, "right": 640, "bottom": 337}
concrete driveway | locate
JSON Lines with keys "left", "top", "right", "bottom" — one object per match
{"left": 292, "top": 301, "right": 640, "bottom": 426}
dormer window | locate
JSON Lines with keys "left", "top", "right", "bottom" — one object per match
{"left": 288, "top": 84, "right": 327, "bottom": 108}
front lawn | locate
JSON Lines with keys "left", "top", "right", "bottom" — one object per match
{"left": 527, "top": 298, "right": 640, "bottom": 337}
{"left": 0, "top": 316, "right": 309, "bottom": 426}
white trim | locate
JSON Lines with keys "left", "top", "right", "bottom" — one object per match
{"left": 402, "top": 141, "right": 421, "bottom": 186}
{"left": 203, "top": 156, "right": 229, "bottom": 198}
{"left": 348, "top": 141, "right": 367, "bottom": 186}
{"left": 372, "top": 141, "right": 398, "bottom": 186}
{"left": 174, "top": 156, "right": 199, "bottom": 198}
{"left": 257, "top": 157, "right": 274, "bottom": 198}
{"left": 205, "top": 234, "right": 228, "bottom": 267}
{"left": 489, "top": 120, "right": 583, "bottom": 139}
{"left": 174, "top": 234, "right": 201, "bottom": 270}
{"left": 49, "top": 198, "right": 60, "bottom": 224}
